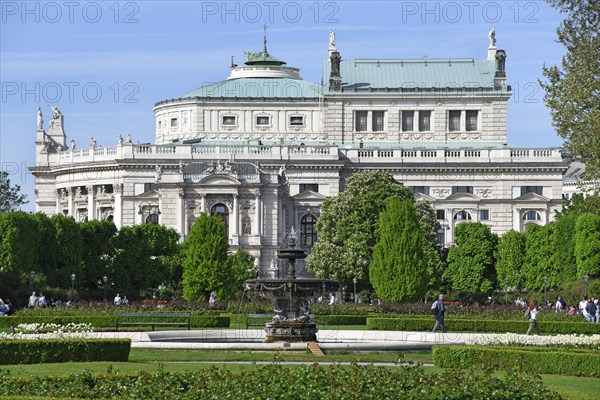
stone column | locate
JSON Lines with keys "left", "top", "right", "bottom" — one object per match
{"left": 55, "top": 191, "right": 61, "bottom": 214}
{"left": 86, "top": 185, "right": 96, "bottom": 220}
{"left": 254, "top": 192, "right": 261, "bottom": 236}
{"left": 200, "top": 193, "right": 206, "bottom": 213}
{"left": 513, "top": 207, "right": 521, "bottom": 232}
{"left": 178, "top": 188, "right": 185, "bottom": 238}
{"left": 67, "top": 188, "right": 74, "bottom": 216}
{"left": 232, "top": 193, "right": 239, "bottom": 236}
{"left": 113, "top": 184, "right": 123, "bottom": 229}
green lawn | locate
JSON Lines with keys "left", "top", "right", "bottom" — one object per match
{"left": 2, "top": 349, "right": 599, "bottom": 399}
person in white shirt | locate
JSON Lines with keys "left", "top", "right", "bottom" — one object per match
{"left": 28, "top": 291, "right": 38, "bottom": 308}
{"left": 38, "top": 292, "right": 47, "bottom": 307}
{"left": 114, "top": 293, "right": 122, "bottom": 305}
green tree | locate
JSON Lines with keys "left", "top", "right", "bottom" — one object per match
{"left": 80, "top": 220, "right": 117, "bottom": 291}
{"left": 522, "top": 223, "right": 560, "bottom": 291}
{"left": 49, "top": 214, "right": 83, "bottom": 289}
{"left": 0, "top": 172, "right": 27, "bottom": 212}
{"left": 495, "top": 229, "right": 525, "bottom": 290}
{"left": 112, "top": 223, "right": 179, "bottom": 297}
{"left": 574, "top": 213, "right": 600, "bottom": 277}
{"left": 551, "top": 211, "right": 578, "bottom": 280}
{"left": 415, "top": 200, "right": 444, "bottom": 290}
{"left": 0, "top": 212, "right": 40, "bottom": 276}
{"left": 307, "top": 170, "right": 437, "bottom": 286}
{"left": 444, "top": 222, "right": 498, "bottom": 294}
{"left": 370, "top": 198, "right": 427, "bottom": 301}
{"left": 182, "top": 213, "right": 231, "bottom": 301}
{"left": 227, "top": 249, "right": 255, "bottom": 297}
{"left": 540, "top": 0, "right": 600, "bottom": 179}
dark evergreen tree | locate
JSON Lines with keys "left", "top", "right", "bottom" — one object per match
{"left": 49, "top": 214, "right": 83, "bottom": 288}
{"left": 80, "top": 220, "right": 117, "bottom": 291}
{"left": 0, "top": 172, "right": 27, "bottom": 212}
{"left": 370, "top": 198, "right": 427, "bottom": 301}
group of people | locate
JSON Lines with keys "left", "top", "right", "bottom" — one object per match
{"left": 0, "top": 298, "right": 14, "bottom": 316}
{"left": 578, "top": 296, "right": 599, "bottom": 323}
{"left": 28, "top": 291, "right": 48, "bottom": 307}
{"left": 113, "top": 293, "right": 129, "bottom": 305}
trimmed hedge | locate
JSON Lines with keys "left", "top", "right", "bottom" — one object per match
{"left": 0, "top": 315, "right": 230, "bottom": 330}
{"left": 316, "top": 315, "right": 367, "bottom": 325}
{"left": 432, "top": 345, "right": 600, "bottom": 377}
{"left": 0, "top": 339, "right": 131, "bottom": 365}
{"left": 367, "top": 317, "right": 600, "bottom": 334}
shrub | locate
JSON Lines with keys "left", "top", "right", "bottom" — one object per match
{"left": 0, "top": 339, "right": 130, "bottom": 365}
{"left": 432, "top": 345, "right": 600, "bottom": 377}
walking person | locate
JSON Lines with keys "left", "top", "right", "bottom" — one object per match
{"left": 526, "top": 299, "right": 541, "bottom": 335}
{"left": 432, "top": 293, "right": 447, "bottom": 333}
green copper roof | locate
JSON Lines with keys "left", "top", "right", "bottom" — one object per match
{"left": 244, "top": 51, "right": 286, "bottom": 66}
{"left": 180, "top": 78, "right": 322, "bottom": 99}
{"left": 323, "top": 58, "right": 505, "bottom": 91}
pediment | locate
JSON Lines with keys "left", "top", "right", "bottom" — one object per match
{"left": 198, "top": 174, "right": 241, "bottom": 186}
{"left": 515, "top": 192, "right": 549, "bottom": 202}
{"left": 414, "top": 192, "right": 436, "bottom": 202}
{"left": 292, "top": 190, "right": 326, "bottom": 201}
{"left": 136, "top": 189, "right": 159, "bottom": 199}
{"left": 444, "top": 192, "right": 480, "bottom": 202}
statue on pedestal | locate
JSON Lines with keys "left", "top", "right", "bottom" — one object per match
{"left": 489, "top": 27, "right": 496, "bottom": 47}
{"left": 37, "top": 107, "right": 43, "bottom": 130}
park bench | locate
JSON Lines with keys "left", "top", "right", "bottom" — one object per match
{"left": 116, "top": 312, "right": 191, "bottom": 331}
{"left": 245, "top": 313, "right": 316, "bottom": 328}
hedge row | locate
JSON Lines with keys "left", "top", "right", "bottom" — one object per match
{"left": 432, "top": 345, "right": 600, "bottom": 377}
{"left": 316, "top": 315, "right": 367, "bottom": 325}
{"left": 0, "top": 339, "right": 131, "bottom": 365}
{"left": 367, "top": 317, "right": 600, "bottom": 334}
{"left": 0, "top": 363, "right": 562, "bottom": 399}
{"left": 0, "top": 315, "right": 230, "bottom": 329}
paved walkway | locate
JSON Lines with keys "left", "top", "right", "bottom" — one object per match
{"left": 91, "top": 329, "right": 491, "bottom": 351}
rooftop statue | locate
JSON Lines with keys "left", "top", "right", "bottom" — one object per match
{"left": 329, "top": 28, "right": 336, "bottom": 49}
{"left": 489, "top": 27, "right": 496, "bottom": 47}
{"left": 37, "top": 107, "right": 43, "bottom": 130}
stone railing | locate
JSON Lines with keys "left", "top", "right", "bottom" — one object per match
{"left": 56, "top": 144, "right": 339, "bottom": 165}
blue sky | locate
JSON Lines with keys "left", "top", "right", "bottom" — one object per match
{"left": 1, "top": 0, "right": 565, "bottom": 211}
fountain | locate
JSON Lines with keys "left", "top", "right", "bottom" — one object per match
{"left": 245, "top": 227, "right": 338, "bottom": 342}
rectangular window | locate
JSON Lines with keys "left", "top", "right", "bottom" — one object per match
{"left": 355, "top": 111, "right": 368, "bottom": 131}
{"left": 521, "top": 186, "right": 543, "bottom": 196}
{"left": 448, "top": 110, "right": 461, "bottom": 131}
{"left": 466, "top": 110, "right": 478, "bottom": 131}
{"left": 170, "top": 118, "right": 178, "bottom": 128}
{"left": 479, "top": 209, "right": 490, "bottom": 220}
{"left": 409, "top": 186, "right": 429, "bottom": 195}
{"left": 290, "top": 116, "right": 304, "bottom": 126}
{"left": 402, "top": 111, "right": 414, "bottom": 131}
{"left": 436, "top": 210, "right": 446, "bottom": 220}
{"left": 419, "top": 111, "right": 431, "bottom": 131}
{"left": 222, "top": 115, "right": 236, "bottom": 125}
{"left": 452, "top": 186, "right": 473, "bottom": 194}
{"left": 256, "top": 116, "right": 270, "bottom": 125}
{"left": 372, "top": 111, "right": 385, "bottom": 131}
{"left": 144, "top": 183, "right": 157, "bottom": 192}
{"left": 158, "top": 121, "right": 162, "bottom": 129}
{"left": 299, "top": 184, "right": 319, "bottom": 193}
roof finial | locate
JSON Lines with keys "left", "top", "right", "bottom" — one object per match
{"left": 263, "top": 24, "right": 268, "bottom": 55}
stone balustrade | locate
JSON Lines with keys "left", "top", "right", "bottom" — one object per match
{"left": 54, "top": 143, "right": 563, "bottom": 166}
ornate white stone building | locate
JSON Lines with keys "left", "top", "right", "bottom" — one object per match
{"left": 30, "top": 32, "right": 568, "bottom": 274}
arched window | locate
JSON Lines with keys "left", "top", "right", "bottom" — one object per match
{"left": 211, "top": 203, "right": 229, "bottom": 233}
{"left": 522, "top": 211, "right": 541, "bottom": 221}
{"left": 301, "top": 214, "right": 318, "bottom": 248}
{"left": 145, "top": 213, "right": 159, "bottom": 224}
{"left": 453, "top": 211, "right": 472, "bottom": 221}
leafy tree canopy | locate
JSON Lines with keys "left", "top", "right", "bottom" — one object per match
{"left": 540, "top": 0, "right": 600, "bottom": 179}
{"left": 0, "top": 172, "right": 27, "bottom": 212}
{"left": 494, "top": 229, "right": 525, "bottom": 290}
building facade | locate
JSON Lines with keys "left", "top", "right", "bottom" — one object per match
{"left": 30, "top": 32, "right": 568, "bottom": 275}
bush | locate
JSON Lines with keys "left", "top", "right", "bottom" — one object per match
{"left": 367, "top": 317, "right": 600, "bottom": 334}
{"left": 0, "top": 339, "right": 130, "bottom": 365}
{"left": 432, "top": 345, "right": 600, "bottom": 377}
{"left": 316, "top": 315, "right": 367, "bottom": 325}
{"left": 0, "top": 363, "right": 561, "bottom": 399}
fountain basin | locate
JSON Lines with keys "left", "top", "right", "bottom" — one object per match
{"left": 245, "top": 278, "right": 338, "bottom": 342}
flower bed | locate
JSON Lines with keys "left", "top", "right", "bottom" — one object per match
{"left": 465, "top": 332, "right": 600, "bottom": 349}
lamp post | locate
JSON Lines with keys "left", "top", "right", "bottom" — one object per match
{"left": 353, "top": 277, "right": 357, "bottom": 303}
{"left": 71, "top": 273, "right": 76, "bottom": 291}
{"left": 30, "top": 270, "right": 35, "bottom": 292}
{"left": 583, "top": 275, "right": 590, "bottom": 297}
{"left": 138, "top": 201, "right": 161, "bottom": 224}
{"left": 504, "top": 277, "right": 509, "bottom": 305}
{"left": 543, "top": 276, "right": 548, "bottom": 306}
{"left": 103, "top": 275, "right": 108, "bottom": 302}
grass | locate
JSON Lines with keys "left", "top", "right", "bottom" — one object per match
{"left": 2, "top": 349, "right": 599, "bottom": 399}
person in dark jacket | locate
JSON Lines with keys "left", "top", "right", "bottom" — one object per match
{"left": 432, "top": 293, "right": 447, "bottom": 333}
{"left": 585, "top": 298, "right": 597, "bottom": 323}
